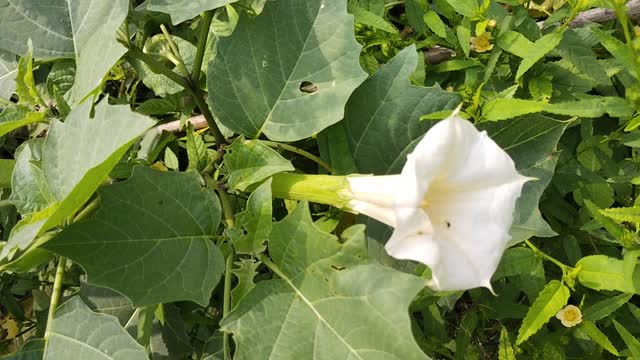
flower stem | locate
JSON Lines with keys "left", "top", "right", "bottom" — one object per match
{"left": 192, "top": 11, "right": 214, "bottom": 84}
{"left": 259, "top": 140, "right": 333, "bottom": 173}
{"left": 159, "top": 24, "right": 189, "bottom": 75}
{"left": 44, "top": 256, "right": 68, "bottom": 346}
{"left": 524, "top": 239, "right": 572, "bottom": 273}
{"left": 270, "top": 173, "right": 351, "bottom": 208}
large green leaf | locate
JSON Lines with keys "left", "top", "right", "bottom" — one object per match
{"left": 148, "top": 0, "right": 236, "bottom": 24}
{"left": 344, "top": 45, "right": 461, "bottom": 174}
{"left": 43, "top": 167, "right": 224, "bottom": 307}
{"left": 207, "top": 0, "right": 367, "bottom": 141}
{"left": 42, "top": 100, "right": 155, "bottom": 231}
{"left": 221, "top": 202, "right": 429, "bottom": 359}
{"left": 516, "top": 280, "right": 570, "bottom": 345}
{"left": 478, "top": 115, "right": 570, "bottom": 243}
{"left": 613, "top": 320, "right": 640, "bottom": 358}
{"left": 576, "top": 251, "right": 640, "bottom": 294}
{"left": 0, "top": 0, "right": 129, "bottom": 103}
{"left": 229, "top": 179, "right": 272, "bottom": 254}
{"left": 0, "top": 49, "right": 16, "bottom": 100}
{"left": 44, "top": 297, "right": 148, "bottom": 360}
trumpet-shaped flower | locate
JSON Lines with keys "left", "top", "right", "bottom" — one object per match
{"left": 269, "top": 110, "right": 530, "bottom": 291}
{"left": 345, "top": 110, "right": 530, "bottom": 291}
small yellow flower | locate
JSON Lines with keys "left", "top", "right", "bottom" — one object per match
{"left": 487, "top": 20, "right": 497, "bottom": 29}
{"left": 470, "top": 32, "right": 494, "bottom": 53}
{"left": 556, "top": 305, "right": 582, "bottom": 327}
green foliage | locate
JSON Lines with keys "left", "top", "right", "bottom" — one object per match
{"left": 207, "top": 0, "right": 367, "bottom": 141}
{"left": 0, "top": 0, "right": 639, "bottom": 358}
{"left": 43, "top": 167, "right": 224, "bottom": 306}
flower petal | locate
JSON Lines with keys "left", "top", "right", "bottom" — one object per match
{"left": 387, "top": 109, "right": 530, "bottom": 291}
{"left": 347, "top": 175, "right": 413, "bottom": 227}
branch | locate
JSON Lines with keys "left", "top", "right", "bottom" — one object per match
{"left": 155, "top": 115, "right": 209, "bottom": 133}
{"left": 569, "top": 0, "right": 640, "bottom": 27}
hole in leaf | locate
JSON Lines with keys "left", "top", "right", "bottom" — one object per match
{"left": 299, "top": 81, "right": 318, "bottom": 94}
{"left": 445, "top": 221, "right": 451, "bottom": 228}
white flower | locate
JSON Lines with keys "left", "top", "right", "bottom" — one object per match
{"left": 556, "top": 305, "right": 582, "bottom": 327}
{"left": 346, "top": 110, "right": 531, "bottom": 291}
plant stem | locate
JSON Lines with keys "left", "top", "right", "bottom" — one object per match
{"left": 192, "top": 11, "right": 215, "bottom": 84}
{"left": 44, "top": 256, "right": 68, "bottom": 345}
{"left": 159, "top": 24, "right": 190, "bottom": 75}
{"left": 124, "top": 44, "right": 191, "bottom": 89}
{"left": 524, "top": 240, "right": 572, "bottom": 273}
{"left": 73, "top": 197, "right": 100, "bottom": 222}
{"left": 0, "top": 199, "right": 14, "bottom": 208}
{"left": 188, "top": 85, "right": 227, "bottom": 146}
{"left": 259, "top": 140, "right": 333, "bottom": 173}
{"left": 222, "top": 250, "right": 234, "bottom": 360}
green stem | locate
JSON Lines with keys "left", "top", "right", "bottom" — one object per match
{"left": 0, "top": 199, "right": 14, "bottom": 208}
{"left": 160, "top": 24, "right": 190, "bottom": 75}
{"left": 270, "top": 173, "right": 351, "bottom": 208}
{"left": 222, "top": 250, "right": 234, "bottom": 360}
{"left": 259, "top": 140, "right": 333, "bottom": 173}
{"left": 192, "top": 11, "right": 215, "bottom": 84}
{"left": 44, "top": 256, "right": 68, "bottom": 345}
{"left": 124, "top": 44, "right": 191, "bottom": 89}
{"left": 524, "top": 239, "right": 572, "bottom": 273}
{"left": 73, "top": 197, "right": 100, "bottom": 222}
{"left": 188, "top": 85, "right": 227, "bottom": 146}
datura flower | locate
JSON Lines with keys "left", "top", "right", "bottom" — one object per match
{"left": 270, "top": 110, "right": 529, "bottom": 291}
{"left": 345, "top": 110, "right": 530, "bottom": 291}
{"left": 556, "top": 305, "right": 582, "bottom": 327}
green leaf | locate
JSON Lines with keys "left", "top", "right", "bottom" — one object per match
{"left": 592, "top": 28, "right": 637, "bottom": 79}
{"left": 317, "top": 123, "right": 358, "bottom": 175}
{"left": 344, "top": 45, "right": 461, "bottom": 174}
{"left": 456, "top": 25, "right": 471, "bottom": 58}
{"left": 43, "top": 167, "right": 224, "bottom": 307}
{"left": 207, "top": 0, "right": 367, "bottom": 141}
{"left": 576, "top": 251, "right": 640, "bottom": 294}
{"left": 516, "top": 31, "right": 564, "bottom": 80}
{"left": 443, "top": 0, "right": 477, "bottom": 16}
{"left": 348, "top": 3, "right": 398, "bottom": 34}
{"left": 164, "top": 147, "right": 179, "bottom": 171}
{"left": 478, "top": 115, "right": 569, "bottom": 243}
{"left": 186, "top": 126, "right": 210, "bottom": 172}
{"left": 424, "top": 11, "right": 447, "bottom": 38}
{"left": 148, "top": 0, "right": 236, "bottom": 24}
{"left": 582, "top": 293, "right": 633, "bottom": 322}
{"left": 579, "top": 321, "right": 619, "bottom": 356}
{"left": 0, "top": 0, "right": 129, "bottom": 103}
{"left": 44, "top": 297, "right": 148, "bottom": 360}
{"left": 221, "top": 202, "right": 429, "bottom": 359}
{"left": 0, "top": 106, "right": 46, "bottom": 138}
{"left": 0, "top": 158, "right": 15, "bottom": 188}
{"left": 497, "top": 31, "right": 534, "bottom": 58}
{"left": 0, "top": 49, "right": 17, "bottom": 100}
{"left": 493, "top": 248, "right": 541, "bottom": 280}
{"left": 482, "top": 97, "right": 634, "bottom": 121}
{"left": 230, "top": 179, "right": 272, "bottom": 254}
{"left": 405, "top": 0, "right": 428, "bottom": 34}
{"left": 80, "top": 283, "right": 134, "bottom": 327}
{"left": 46, "top": 60, "right": 76, "bottom": 98}
{"left": 224, "top": 138, "right": 294, "bottom": 191}
{"left": 0, "top": 339, "right": 44, "bottom": 360}
{"left": 498, "top": 327, "right": 516, "bottom": 360}
{"left": 556, "top": 29, "right": 609, "bottom": 86}
{"left": 42, "top": 100, "right": 155, "bottom": 231}
{"left": 230, "top": 258, "right": 260, "bottom": 308}
{"left": 599, "top": 206, "right": 640, "bottom": 225}
{"left": 15, "top": 45, "right": 41, "bottom": 106}
{"left": 613, "top": 320, "right": 640, "bottom": 359}
{"left": 9, "top": 140, "right": 55, "bottom": 215}
{"left": 516, "top": 280, "right": 570, "bottom": 345}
